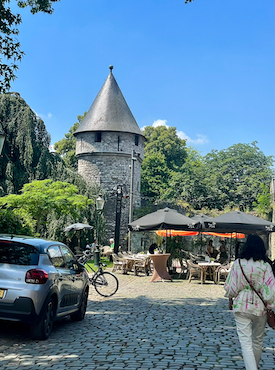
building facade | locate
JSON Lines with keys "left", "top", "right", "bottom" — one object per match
{"left": 74, "top": 66, "right": 145, "bottom": 247}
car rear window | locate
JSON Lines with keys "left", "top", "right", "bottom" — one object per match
{"left": 0, "top": 241, "right": 39, "bottom": 265}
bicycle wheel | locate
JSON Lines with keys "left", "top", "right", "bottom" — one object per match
{"left": 93, "top": 271, "right": 119, "bottom": 297}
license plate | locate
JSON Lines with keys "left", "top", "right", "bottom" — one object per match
{"left": 0, "top": 289, "right": 5, "bottom": 299}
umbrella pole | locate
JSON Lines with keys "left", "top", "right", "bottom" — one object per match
{"left": 78, "top": 230, "right": 81, "bottom": 251}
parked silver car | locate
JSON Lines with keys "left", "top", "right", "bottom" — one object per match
{"left": 0, "top": 235, "right": 89, "bottom": 340}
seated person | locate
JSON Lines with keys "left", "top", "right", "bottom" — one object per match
{"left": 218, "top": 240, "right": 228, "bottom": 264}
{"left": 109, "top": 238, "right": 114, "bottom": 251}
{"left": 206, "top": 240, "right": 218, "bottom": 259}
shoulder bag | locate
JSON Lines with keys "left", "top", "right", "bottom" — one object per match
{"left": 239, "top": 259, "right": 275, "bottom": 329}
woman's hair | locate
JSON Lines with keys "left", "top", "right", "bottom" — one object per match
{"left": 239, "top": 235, "right": 267, "bottom": 261}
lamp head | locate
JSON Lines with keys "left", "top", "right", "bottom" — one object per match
{"left": 96, "top": 195, "right": 105, "bottom": 210}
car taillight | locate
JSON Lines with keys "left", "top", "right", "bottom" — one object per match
{"left": 25, "top": 269, "right": 48, "bottom": 284}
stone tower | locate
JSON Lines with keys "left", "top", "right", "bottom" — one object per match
{"left": 74, "top": 66, "right": 145, "bottom": 246}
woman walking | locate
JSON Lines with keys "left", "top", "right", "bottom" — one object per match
{"left": 224, "top": 235, "right": 275, "bottom": 370}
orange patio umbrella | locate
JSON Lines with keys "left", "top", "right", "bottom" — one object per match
{"left": 156, "top": 230, "right": 199, "bottom": 237}
{"left": 156, "top": 230, "right": 245, "bottom": 238}
{"left": 203, "top": 232, "right": 245, "bottom": 239}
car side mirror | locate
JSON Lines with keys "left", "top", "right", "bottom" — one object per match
{"left": 75, "top": 263, "right": 85, "bottom": 273}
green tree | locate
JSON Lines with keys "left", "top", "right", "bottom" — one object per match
{"left": 54, "top": 113, "right": 87, "bottom": 170}
{"left": 204, "top": 142, "right": 274, "bottom": 210}
{"left": 0, "top": 0, "right": 60, "bottom": 93}
{"left": 141, "top": 152, "right": 170, "bottom": 200}
{"left": 253, "top": 183, "right": 273, "bottom": 221}
{"left": 141, "top": 125, "right": 187, "bottom": 203}
{"left": 0, "top": 93, "right": 61, "bottom": 194}
{"left": 0, "top": 179, "right": 93, "bottom": 233}
{"left": 162, "top": 147, "right": 210, "bottom": 209}
{"left": 0, "top": 208, "right": 34, "bottom": 235}
{"left": 142, "top": 125, "right": 187, "bottom": 171}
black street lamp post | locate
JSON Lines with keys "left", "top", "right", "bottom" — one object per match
{"left": 114, "top": 185, "right": 123, "bottom": 254}
{"left": 94, "top": 195, "right": 105, "bottom": 267}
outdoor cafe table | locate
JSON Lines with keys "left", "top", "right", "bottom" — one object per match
{"left": 198, "top": 262, "right": 221, "bottom": 284}
{"left": 149, "top": 253, "right": 172, "bottom": 282}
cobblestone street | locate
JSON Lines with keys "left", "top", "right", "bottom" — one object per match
{"left": 1, "top": 272, "right": 275, "bottom": 369}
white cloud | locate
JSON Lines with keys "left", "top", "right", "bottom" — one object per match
{"left": 152, "top": 119, "right": 169, "bottom": 128}
{"left": 142, "top": 119, "right": 209, "bottom": 145}
{"left": 177, "top": 131, "right": 209, "bottom": 145}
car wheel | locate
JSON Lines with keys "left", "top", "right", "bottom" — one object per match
{"left": 71, "top": 288, "right": 88, "bottom": 322}
{"left": 30, "top": 297, "right": 55, "bottom": 340}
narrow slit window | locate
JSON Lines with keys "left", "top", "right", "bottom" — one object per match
{"left": 135, "top": 135, "right": 139, "bottom": 146}
{"left": 95, "top": 132, "right": 102, "bottom": 142}
{"left": 118, "top": 136, "right": 120, "bottom": 151}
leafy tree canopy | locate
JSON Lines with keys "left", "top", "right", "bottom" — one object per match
{"left": 141, "top": 138, "right": 274, "bottom": 214}
{"left": 0, "top": 93, "right": 61, "bottom": 194}
{"left": 0, "top": 179, "right": 93, "bottom": 233}
{"left": 162, "top": 146, "right": 210, "bottom": 210}
{"left": 204, "top": 142, "right": 274, "bottom": 210}
{"left": 0, "top": 208, "right": 34, "bottom": 235}
{"left": 253, "top": 183, "right": 273, "bottom": 221}
{"left": 141, "top": 152, "right": 170, "bottom": 200}
{"left": 142, "top": 125, "right": 187, "bottom": 171}
{"left": 0, "top": 0, "right": 60, "bottom": 93}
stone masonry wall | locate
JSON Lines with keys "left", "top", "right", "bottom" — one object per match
{"left": 76, "top": 131, "right": 145, "bottom": 247}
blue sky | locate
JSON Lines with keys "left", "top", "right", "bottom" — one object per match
{"left": 11, "top": 0, "right": 275, "bottom": 158}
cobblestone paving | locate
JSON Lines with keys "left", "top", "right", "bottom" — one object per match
{"left": 1, "top": 271, "right": 275, "bottom": 369}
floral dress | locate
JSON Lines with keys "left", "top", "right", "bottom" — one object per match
{"left": 224, "top": 258, "right": 275, "bottom": 316}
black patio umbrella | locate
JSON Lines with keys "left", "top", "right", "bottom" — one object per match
{"left": 191, "top": 214, "right": 212, "bottom": 227}
{"left": 64, "top": 223, "right": 93, "bottom": 250}
{"left": 191, "top": 214, "right": 212, "bottom": 254}
{"left": 128, "top": 208, "right": 199, "bottom": 231}
{"left": 203, "top": 211, "right": 275, "bottom": 234}
{"left": 128, "top": 208, "right": 200, "bottom": 253}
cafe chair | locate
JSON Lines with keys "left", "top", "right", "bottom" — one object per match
{"left": 111, "top": 253, "right": 128, "bottom": 274}
{"left": 133, "top": 257, "right": 151, "bottom": 276}
{"left": 189, "top": 252, "right": 199, "bottom": 262}
{"left": 215, "top": 262, "right": 233, "bottom": 284}
{"left": 178, "top": 260, "right": 188, "bottom": 279}
{"left": 100, "top": 246, "right": 112, "bottom": 256}
{"left": 186, "top": 260, "right": 204, "bottom": 284}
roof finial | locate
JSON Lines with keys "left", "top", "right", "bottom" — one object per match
{"left": 109, "top": 65, "right": 113, "bottom": 73}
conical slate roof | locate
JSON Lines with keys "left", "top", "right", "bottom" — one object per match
{"left": 74, "top": 66, "right": 144, "bottom": 136}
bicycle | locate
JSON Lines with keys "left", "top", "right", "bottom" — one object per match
{"left": 77, "top": 246, "right": 119, "bottom": 297}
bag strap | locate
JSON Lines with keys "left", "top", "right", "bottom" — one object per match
{"left": 239, "top": 259, "right": 267, "bottom": 308}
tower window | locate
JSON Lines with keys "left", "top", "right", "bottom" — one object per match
{"left": 95, "top": 132, "right": 102, "bottom": 142}
{"left": 135, "top": 135, "right": 139, "bottom": 146}
{"left": 118, "top": 136, "right": 120, "bottom": 151}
